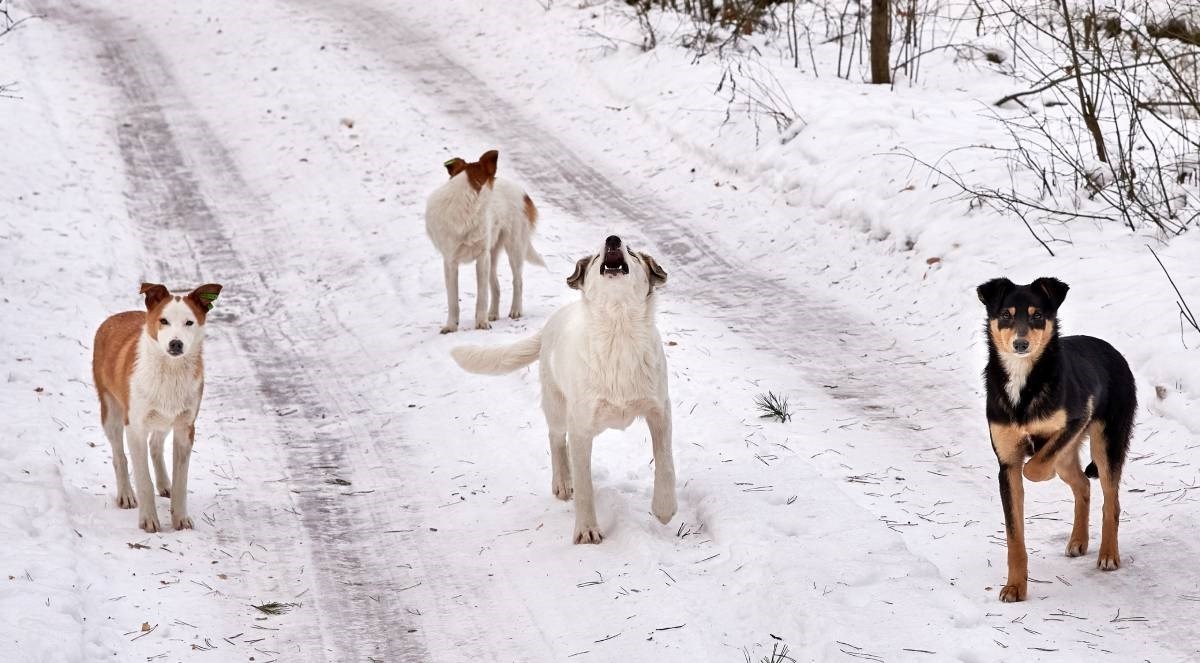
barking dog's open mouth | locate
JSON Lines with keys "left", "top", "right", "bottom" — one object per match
{"left": 601, "top": 250, "right": 629, "bottom": 276}
{"left": 600, "top": 235, "right": 629, "bottom": 276}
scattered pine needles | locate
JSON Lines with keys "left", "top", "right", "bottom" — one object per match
{"left": 251, "top": 601, "right": 301, "bottom": 615}
{"left": 755, "top": 391, "right": 792, "bottom": 423}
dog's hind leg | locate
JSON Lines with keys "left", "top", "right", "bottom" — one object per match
{"left": 127, "top": 424, "right": 162, "bottom": 533}
{"left": 103, "top": 394, "right": 136, "bottom": 509}
{"left": 170, "top": 421, "right": 195, "bottom": 530}
{"left": 488, "top": 242, "right": 503, "bottom": 322}
{"left": 1090, "top": 421, "right": 1123, "bottom": 570}
{"left": 1055, "top": 439, "right": 1090, "bottom": 557}
{"left": 474, "top": 253, "right": 492, "bottom": 330}
{"left": 569, "top": 429, "right": 602, "bottom": 544}
{"left": 441, "top": 258, "right": 460, "bottom": 334}
{"left": 543, "top": 386, "right": 571, "bottom": 500}
{"left": 646, "top": 405, "right": 677, "bottom": 525}
{"left": 506, "top": 243, "right": 525, "bottom": 320}
{"left": 150, "top": 431, "right": 171, "bottom": 497}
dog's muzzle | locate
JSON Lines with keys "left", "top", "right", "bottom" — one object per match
{"left": 168, "top": 339, "right": 184, "bottom": 356}
{"left": 601, "top": 235, "right": 629, "bottom": 276}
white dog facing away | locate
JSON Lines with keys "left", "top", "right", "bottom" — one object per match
{"left": 92, "top": 282, "right": 222, "bottom": 532}
{"left": 451, "top": 235, "right": 676, "bottom": 543}
{"left": 425, "top": 149, "right": 544, "bottom": 333}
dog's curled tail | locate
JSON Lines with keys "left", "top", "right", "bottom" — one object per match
{"left": 451, "top": 333, "right": 542, "bottom": 375}
{"left": 526, "top": 243, "right": 546, "bottom": 267}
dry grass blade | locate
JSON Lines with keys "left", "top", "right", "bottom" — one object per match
{"left": 250, "top": 601, "right": 301, "bottom": 615}
{"left": 755, "top": 391, "right": 792, "bottom": 423}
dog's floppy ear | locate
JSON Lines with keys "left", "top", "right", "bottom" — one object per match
{"left": 976, "top": 278, "right": 1013, "bottom": 311}
{"left": 188, "top": 283, "right": 223, "bottom": 313}
{"left": 1032, "top": 277, "right": 1069, "bottom": 311}
{"left": 140, "top": 283, "right": 171, "bottom": 311}
{"left": 444, "top": 157, "right": 467, "bottom": 178}
{"left": 567, "top": 257, "right": 591, "bottom": 290}
{"left": 478, "top": 150, "right": 499, "bottom": 178}
{"left": 639, "top": 252, "right": 667, "bottom": 290}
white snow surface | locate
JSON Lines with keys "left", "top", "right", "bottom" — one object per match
{"left": 2, "top": 0, "right": 1199, "bottom": 661}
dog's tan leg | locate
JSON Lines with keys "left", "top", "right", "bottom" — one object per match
{"left": 1090, "top": 422, "right": 1121, "bottom": 570}
{"left": 102, "top": 394, "right": 136, "bottom": 509}
{"left": 150, "top": 431, "right": 171, "bottom": 497}
{"left": 646, "top": 405, "right": 676, "bottom": 525}
{"left": 998, "top": 463, "right": 1028, "bottom": 602}
{"left": 569, "top": 431, "right": 601, "bottom": 544}
{"left": 441, "top": 258, "right": 460, "bottom": 334}
{"left": 171, "top": 421, "right": 195, "bottom": 530}
{"left": 488, "top": 243, "right": 502, "bottom": 322}
{"left": 474, "top": 254, "right": 491, "bottom": 330}
{"left": 127, "top": 424, "right": 161, "bottom": 533}
{"left": 1055, "top": 440, "right": 1090, "bottom": 557}
{"left": 507, "top": 245, "right": 524, "bottom": 320}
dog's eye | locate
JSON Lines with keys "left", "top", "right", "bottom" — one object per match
{"left": 1031, "top": 312, "right": 1043, "bottom": 322}
{"left": 185, "top": 320, "right": 195, "bottom": 327}
{"left": 999, "top": 311, "right": 1013, "bottom": 321}
{"left": 159, "top": 318, "right": 170, "bottom": 326}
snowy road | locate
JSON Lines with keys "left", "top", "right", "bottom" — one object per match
{"left": 3, "top": 0, "right": 1199, "bottom": 661}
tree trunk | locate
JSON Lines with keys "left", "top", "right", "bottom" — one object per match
{"left": 870, "top": 0, "right": 892, "bottom": 84}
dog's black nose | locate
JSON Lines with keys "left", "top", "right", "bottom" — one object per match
{"left": 168, "top": 339, "right": 184, "bottom": 355}
{"left": 605, "top": 235, "right": 622, "bottom": 250}
{"left": 1013, "top": 338, "right": 1030, "bottom": 353}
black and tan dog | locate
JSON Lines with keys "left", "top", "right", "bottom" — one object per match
{"left": 977, "top": 277, "right": 1136, "bottom": 602}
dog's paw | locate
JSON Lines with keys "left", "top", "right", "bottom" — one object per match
{"left": 509, "top": 310, "right": 522, "bottom": 320}
{"left": 573, "top": 523, "right": 603, "bottom": 544}
{"left": 1022, "top": 460, "right": 1056, "bottom": 482}
{"left": 652, "top": 491, "right": 677, "bottom": 525}
{"left": 116, "top": 487, "right": 138, "bottom": 509}
{"left": 1066, "top": 539, "right": 1088, "bottom": 557}
{"left": 488, "top": 312, "right": 499, "bottom": 322}
{"left": 999, "top": 583, "right": 1027, "bottom": 602}
{"left": 138, "top": 511, "right": 162, "bottom": 533}
{"left": 1098, "top": 550, "right": 1121, "bottom": 570}
{"left": 475, "top": 321, "right": 492, "bottom": 330}
{"left": 439, "top": 324, "right": 458, "bottom": 334}
{"left": 552, "top": 478, "right": 573, "bottom": 501}
{"left": 173, "top": 514, "right": 194, "bottom": 531}
{"left": 158, "top": 485, "right": 171, "bottom": 498}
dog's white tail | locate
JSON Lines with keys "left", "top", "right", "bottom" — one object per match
{"left": 451, "top": 332, "right": 542, "bottom": 375}
{"left": 526, "top": 243, "right": 546, "bottom": 267}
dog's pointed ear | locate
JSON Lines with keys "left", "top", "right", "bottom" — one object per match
{"left": 1033, "top": 277, "right": 1069, "bottom": 310}
{"left": 567, "top": 257, "right": 591, "bottom": 290}
{"left": 639, "top": 252, "right": 667, "bottom": 289}
{"left": 188, "top": 283, "right": 223, "bottom": 312}
{"left": 976, "top": 278, "right": 1014, "bottom": 310}
{"left": 444, "top": 157, "right": 467, "bottom": 178}
{"left": 140, "top": 283, "right": 171, "bottom": 311}
{"left": 479, "top": 150, "right": 499, "bottom": 178}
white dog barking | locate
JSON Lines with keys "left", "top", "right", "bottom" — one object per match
{"left": 425, "top": 149, "right": 544, "bottom": 333}
{"left": 451, "top": 235, "right": 676, "bottom": 543}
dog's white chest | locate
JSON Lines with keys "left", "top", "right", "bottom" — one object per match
{"left": 130, "top": 355, "right": 202, "bottom": 429}
{"left": 1000, "top": 353, "right": 1032, "bottom": 405}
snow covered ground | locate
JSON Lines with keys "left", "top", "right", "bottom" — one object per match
{"left": 2, "top": 0, "right": 1199, "bottom": 661}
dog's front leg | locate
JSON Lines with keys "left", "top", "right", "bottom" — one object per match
{"left": 171, "top": 421, "right": 195, "bottom": 530}
{"left": 646, "top": 406, "right": 677, "bottom": 525}
{"left": 1023, "top": 419, "right": 1087, "bottom": 482}
{"left": 569, "top": 431, "right": 602, "bottom": 543}
{"left": 127, "top": 425, "right": 162, "bottom": 533}
{"left": 998, "top": 463, "right": 1028, "bottom": 602}
{"left": 474, "top": 253, "right": 492, "bottom": 330}
{"left": 441, "top": 258, "right": 460, "bottom": 334}
{"left": 150, "top": 431, "right": 170, "bottom": 497}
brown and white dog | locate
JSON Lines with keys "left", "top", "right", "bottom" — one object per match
{"left": 92, "top": 282, "right": 222, "bottom": 532}
{"left": 425, "top": 149, "right": 544, "bottom": 333}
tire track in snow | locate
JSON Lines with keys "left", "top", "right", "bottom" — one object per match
{"left": 56, "top": 4, "right": 427, "bottom": 660}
